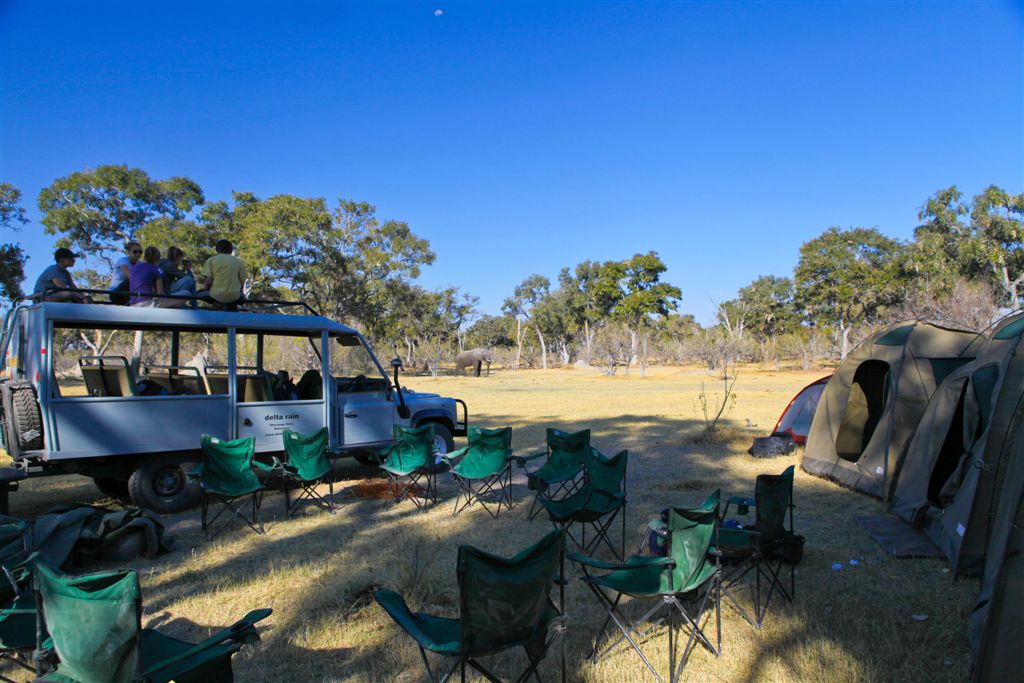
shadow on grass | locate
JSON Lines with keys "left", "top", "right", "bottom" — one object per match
{"left": 3, "top": 406, "right": 970, "bottom": 682}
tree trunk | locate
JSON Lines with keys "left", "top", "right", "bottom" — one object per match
{"left": 535, "top": 325, "right": 547, "bottom": 369}
{"left": 584, "top": 320, "right": 593, "bottom": 362}
{"left": 839, "top": 322, "right": 851, "bottom": 360}
{"left": 131, "top": 330, "right": 144, "bottom": 377}
{"left": 514, "top": 318, "right": 523, "bottom": 370}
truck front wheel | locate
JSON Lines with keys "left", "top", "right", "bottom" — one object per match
{"left": 128, "top": 454, "right": 201, "bottom": 513}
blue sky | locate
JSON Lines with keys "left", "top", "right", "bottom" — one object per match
{"left": 1, "top": 1, "right": 1021, "bottom": 324}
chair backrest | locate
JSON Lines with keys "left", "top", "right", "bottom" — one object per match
{"left": 144, "top": 365, "right": 207, "bottom": 395}
{"left": 468, "top": 426, "right": 512, "bottom": 451}
{"left": 79, "top": 356, "right": 136, "bottom": 397}
{"left": 755, "top": 465, "right": 795, "bottom": 549}
{"left": 388, "top": 424, "right": 435, "bottom": 470}
{"left": 461, "top": 427, "right": 512, "bottom": 477}
{"left": 584, "top": 448, "right": 628, "bottom": 495}
{"left": 200, "top": 435, "right": 260, "bottom": 495}
{"left": 282, "top": 428, "right": 330, "bottom": 480}
{"left": 458, "top": 528, "right": 564, "bottom": 656}
{"left": 665, "top": 490, "right": 720, "bottom": 593}
{"left": 238, "top": 374, "right": 273, "bottom": 402}
{"left": 35, "top": 563, "right": 141, "bottom": 683}
{"left": 545, "top": 428, "right": 590, "bottom": 470}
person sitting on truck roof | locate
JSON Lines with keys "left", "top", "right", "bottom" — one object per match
{"left": 129, "top": 246, "right": 165, "bottom": 306}
{"left": 32, "top": 248, "right": 93, "bottom": 303}
{"left": 157, "top": 246, "right": 197, "bottom": 308}
{"left": 109, "top": 241, "right": 142, "bottom": 305}
{"left": 197, "top": 239, "right": 246, "bottom": 310}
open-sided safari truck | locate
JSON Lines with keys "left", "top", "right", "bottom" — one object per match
{"left": 0, "top": 299, "right": 467, "bottom": 512}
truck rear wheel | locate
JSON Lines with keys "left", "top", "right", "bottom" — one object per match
{"left": 128, "top": 454, "right": 201, "bottom": 513}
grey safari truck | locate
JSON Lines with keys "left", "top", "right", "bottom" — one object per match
{"left": 0, "top": 301, "right": 467, "bottom": 512}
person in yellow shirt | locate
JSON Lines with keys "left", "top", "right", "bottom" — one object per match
{"left": 197, "top": 239, "right": 247, "bottom": 310}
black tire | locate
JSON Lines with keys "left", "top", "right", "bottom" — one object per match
{"left": 9, "top": 382, "right": 43, "bottom": 451}
{"left": 427, "top": 422, "right": 455, "bottom": 456}
{"left": 128, "top": 453, "right": 201, "bottom": 513}
{"left": 93, "top": 476, "right": 131, "bottom": 501}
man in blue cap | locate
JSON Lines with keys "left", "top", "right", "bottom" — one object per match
{"left": 32, "top": 248, "right": 93, "bottom": 303}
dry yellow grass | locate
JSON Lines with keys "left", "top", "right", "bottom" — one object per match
{"left": 3, "top": 365, "right": 974, "bottom": 682}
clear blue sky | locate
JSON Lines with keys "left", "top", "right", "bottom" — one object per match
{"left": 1, "top": 1, "right": 1021, "bottom": 324}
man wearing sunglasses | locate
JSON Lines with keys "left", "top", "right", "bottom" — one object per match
{"left": 109, "top": 241, "right": 142, "bottom": 305}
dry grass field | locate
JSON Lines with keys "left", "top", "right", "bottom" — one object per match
{"left": 2, "top": 365, "right": 975, "bottom": 682}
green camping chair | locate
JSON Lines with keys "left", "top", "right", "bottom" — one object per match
{"left": 192, "top": 435, "right": 271, "bottom": 541}
{"left": 570, "top": 491, "right": 722, "bottom": 683}
{"left": 716, "top": 465, "right": 798, "bottom": 629}
{"left": 372, "top": 424, "right": 439, "bottom": 511}
{"left": 514, "top": 429, "right": 591, "bottom": 520}
{"left": 374, "top": 528, "right": 566, "bottom": 683}
{"left": 0, "top": 518, "right": 36, "bottom": 681}
{"left": 540, "top": 449, "right": 628, "bottom": 561}
{"left": 443, "top": 426, "right": 514, "bottom": 518}
{"left": 33, "top": 562, "right": 271, "bottom": 683}
{"left": 280, "top": 428, "right": 335, "bottom": 515}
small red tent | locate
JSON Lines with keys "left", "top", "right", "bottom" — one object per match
{"left": 772, "top": 375, "right": 830, "bottom": 444}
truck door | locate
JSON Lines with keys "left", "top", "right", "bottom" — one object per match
{"left": 332, "top": 336, "right": 394, "bottom": 446}
{"left": 233, "top": 332, "right": 329, "bottom": 452}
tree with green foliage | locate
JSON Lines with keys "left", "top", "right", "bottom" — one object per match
{"left": 502, "top": 274, "right": 551, "bottom": 369}
{"left": 38, "top": 165, "right": 204, "bottom": 269}
{"left": 970, "top": 185, "right": 1024, "bottom": 309}
{"left": 558, "top": 260, "right": 612, "bottom": 362}
{"left": 464, "top": 314, "right": 516, "bottom": 350}
{"left": 794, "top": 226, "right": 901, "bottom": 359}
{"left": 531, "top": 287, "right": 579, "bottom": 365}
{"left": 0, "top": 183, "right": 29, "bottom": 303}
{"left": 598, "top": 251, "right": 681, "bottom": 374}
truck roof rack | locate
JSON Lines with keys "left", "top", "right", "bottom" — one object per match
{"left": 25, "top": 287, "right": 321, "bottom": 316}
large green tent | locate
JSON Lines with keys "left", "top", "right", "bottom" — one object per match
{"left": 802, "top": 321, "right": 979, "bottom": 498}
{"left": 890, "top": 313, "right": 1024, "bottom": 575}
{"left": 968, "top": 395, "right": 1024, "bottom": 682}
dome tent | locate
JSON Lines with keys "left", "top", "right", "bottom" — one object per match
{"left": 802, "top": 321, "right": 979, "bottom": 498}
{"left": 771, "top": 375, "right": 830, "bottom": 444}
{"left": 890, "top": 313, "right": 1024, "bottom": 575}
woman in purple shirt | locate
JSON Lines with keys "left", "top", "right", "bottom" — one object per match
{"left": 130, "top": 246, "right": 165, "bottom": 306}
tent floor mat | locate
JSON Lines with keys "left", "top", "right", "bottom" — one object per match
{"left": 854, "top": 515, "right": 944, "bottom": 558}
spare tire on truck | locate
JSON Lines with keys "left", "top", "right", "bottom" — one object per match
{"left": 1, "top": 381, "right": 44, "bottom": 454}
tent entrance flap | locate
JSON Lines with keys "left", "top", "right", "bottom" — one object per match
{"left": 928, "top": 383, "right": 969, "bottom": 509}
{"left": 836, "top": 360, "right": 890, "bottom": 462}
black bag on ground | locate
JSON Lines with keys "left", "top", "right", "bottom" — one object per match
{"left": 749, "top": 435, "right": 796, "bottom": 458}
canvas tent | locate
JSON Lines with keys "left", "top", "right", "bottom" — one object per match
{"left": 968, "top": 395, "right": 1024, "bottom": 682}
{"left": 890, "top": 313, "right": 1024, "bottom": 575}
{"left": 772, "top": 376, "right": 830, "bottom": 444}
{"left": 802, "top": 322, "right": 979, "bottom": 498}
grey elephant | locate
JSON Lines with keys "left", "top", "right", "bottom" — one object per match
{"left": 455, "top": 348, "right": 493, "bottom": 376}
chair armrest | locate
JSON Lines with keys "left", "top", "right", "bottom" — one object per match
{"left": 726, "top": 495, "right": 755, "bottom": 507}
{"left": 441, "top": 446, "right": 470, "bottom": 464}
{"left": 511, "top": 451, "right": 547, "bottom": 466}
{"left": 567, "top": 552, "right": 673, "bottom": 571}
{"left": 252, "top": 460, "right": 279, "bottom": 474}
{"left": 186, "top": 463, "right": 205, "bottom": 482}
{"left": 647, "top": 519, "right": 667, "bottom": 537}
{"left": 138, "top": 608, "right": 273, "bottom": 680}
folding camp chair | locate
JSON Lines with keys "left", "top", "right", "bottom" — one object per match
{"left": 0, "top": 518, "right": 36, "bottom": 682}
{"left": 372, "top": 424, "right": 438, "bottom": 511}
{"left": 570, "top": 491, "right": 722, "bottom": 683}
{"left": 280, "top": 428, "right": 335, "bottom": 515}
{"left": 540, "top": 449, "right": 627, "bottom": 561}
{"left": 444, "top": 426, "right": 514, "bottom": 518}
{"left": 192, "top": 435, "right": 271, "bottom": 541}
{"left": 514, "top": 428, "right": 591, "bottom": 520}
{"left": 33, "top": 563, "right": 271, "bottom": 683}
{"left": 716, "top": 465, "right": 798, "bottom": 629}
{"left": 375, "top": 528, "right": 567, "bottom": 683}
